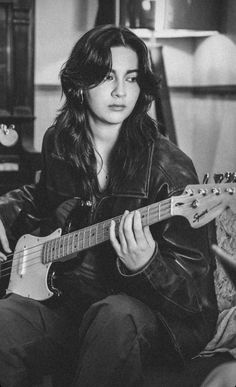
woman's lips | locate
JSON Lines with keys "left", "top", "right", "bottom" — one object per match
{"left": 108, "top": 104, "right": 126, "bottom": 111}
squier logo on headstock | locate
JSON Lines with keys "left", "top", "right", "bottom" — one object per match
{"left": 172, "top": 172, "right": 236, "bottom": 228}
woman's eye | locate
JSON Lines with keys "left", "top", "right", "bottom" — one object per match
{"left": 126, "top": 76, "right": 138, "bottom": 83}
{"left": 104, "top": 74, "right": 114, "bottom": 81}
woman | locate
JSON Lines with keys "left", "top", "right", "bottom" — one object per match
{"left": 0, "top": 25, "right": 218, "bottom": 387}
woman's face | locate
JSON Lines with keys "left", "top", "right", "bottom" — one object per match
{"left": 84, "top": 46, "right": 140, "bottom": 130}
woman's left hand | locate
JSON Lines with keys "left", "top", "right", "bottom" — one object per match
{"left": 110, "top": 210, "right": 156, "bottom": 272}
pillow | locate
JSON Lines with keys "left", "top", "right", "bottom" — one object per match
{"left": 214, "top": 208, "right": 236, "bottom": 312}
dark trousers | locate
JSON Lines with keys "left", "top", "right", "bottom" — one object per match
{"left": 0, "top": 293, "right": 159, "bottom": 387}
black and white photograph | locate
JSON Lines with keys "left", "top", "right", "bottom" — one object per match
{"left": 0, "top": 1, "right": 236, "bottom": 386}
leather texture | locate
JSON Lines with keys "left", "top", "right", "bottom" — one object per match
{"left": 0, "top": 126, "right": 218, "bottom": 363}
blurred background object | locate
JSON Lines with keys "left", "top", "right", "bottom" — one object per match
{"left": 96, "top": 0, "right": 222, "bottom": 35}
{"left": 0, "top": 0, "right": 236, "bottom": 193}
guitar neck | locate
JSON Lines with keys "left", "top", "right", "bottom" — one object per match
{"left": 42, "top": 198, "right": 172, "bottom": 264}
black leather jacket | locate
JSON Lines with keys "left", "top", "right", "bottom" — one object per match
{"left": 0, "top": 126, "right": 218, "bottom": 362}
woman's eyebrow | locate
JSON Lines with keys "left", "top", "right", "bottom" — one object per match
{"left": 110, "top": 69, "right": 139, "bottom": 74}
{"left": 127, "top": 69, "right": 139, "bottom": 74}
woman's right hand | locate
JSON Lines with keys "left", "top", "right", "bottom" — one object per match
{"left": 0, "top": 219, "right": 11, "bottom": 262}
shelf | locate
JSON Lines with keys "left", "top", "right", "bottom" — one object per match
{"left": 131, "top": 28, "right": 219, "bottom": 39}
{"left": 169, "top": 85, "right": 236, "bottom": 96}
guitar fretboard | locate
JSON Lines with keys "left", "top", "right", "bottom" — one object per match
{"left": 42, "top": 198, "right": 172, "bottom": 264}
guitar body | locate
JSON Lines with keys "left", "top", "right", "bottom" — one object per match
{"left": 6, "top": 228, "right": 62, "bottom": 301}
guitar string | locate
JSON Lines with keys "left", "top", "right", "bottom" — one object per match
{"left": 0, "top": 203, "right": 173, "bottom": 280}
{"left": 3, "top": 184, "right": 230, "bottom": 280}
{"left": 0, "top": 189, "right": 227, "bottom": 280}
{"left": 0, "top": 186, "right": 233, "bottom": 280}
{"left": 1, "top": 187, "right": 227, "bottom": 280}
{"left": 0, "top": 207, "right": 169, "bottom": 279}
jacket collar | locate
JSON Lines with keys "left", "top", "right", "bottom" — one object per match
{"left": 110, "top": 141, "right": 154, "bottom": 199}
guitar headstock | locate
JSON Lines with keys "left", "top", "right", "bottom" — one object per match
{"left": 172, "top": 180, "right": 236, "bottom": 228}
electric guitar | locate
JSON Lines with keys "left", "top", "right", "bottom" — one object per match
{"left": 3, "top": 182, "right": 236, "bottom": 301}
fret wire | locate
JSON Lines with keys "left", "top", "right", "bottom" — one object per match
{"left": 102, "top": 221, "right": 109, "bottom": 241}
{"left": 78, "top": 231, "right": 83, "bottom": 250}
{"left": 77, "top": 232, "right": 81, "bottom": 250}
{"left": 55, "top": 237, "right": 60, "bottom": 260}
{"left": 71, "top": 233, "right": 75, "bottom": 253}
{"left": 71, "top": 232, "right": 76, "bottom": 253}
{"left": 68, "top": 234, "right": 72, "bottom": 255}
{"left": 147, "top": 200, "right": 171, "bottom": 225}
{"left": 96, "top": 223, "right": 99, "bottom": 245}
{"left": 45, "top": 240, "right": 49, "bottom": 263}
{"left": 64, "top": 234, "right": 69, "bottom": 255}
{"left": 75, "top": 232, "right": 79, "bottom": 250}
{"left": 84, "top": 229, "right": 90, "bottom": 248}
{"left": 46, "top": 240, "right": 50, "bottom": 262}
{"left": 42, "top": 243, "right": 47, "bottom": 264}
{"left": 50, "top": 239, "right": 54, "bottom": 261}
{"left": 49, "top": 240, "right": 53, "bottom": 262}
{"left": 60, "top": 235, "right": 63, "bottom": 258}
{"left": 86, "top": 229, "right": 91, "bottom": 248}
{"left": 73, "top": 232, "right": 77, "bottom": 251}
{"left": 43, "top": 242, "right": 47, "bottom": 264}
{"left": 73, "top": 232, "right": 78, "bottom": 252}
{"left": 67, "top": 233, "right": 72, "bottom": 255}
{"left": 50, "top": 198, "right": 173, "bottom": 258}
{"left": 90, "top": 226, "right": 97, "bottom": 247}
{"left": 61, "top": 235, "right": 65, "bottom": 257}
{"left": 70, "top": 233, "right": 74, "bottom": 253}
{"left": 93, "top": 227, "right": 96, "bottom": 246}
{"left": 63, "top": 235, "right": 67, "bottom": 256}
{"left": 59, "top": 236, "right": 64, "bottom": 259}
{"left": 96, "top": 223, "right": 103, "bottom": 244}
{"left": 89, "top": 227, "right": 92, "bottom": 248}
{"left": 149, "top": 206, "right": 171, "bottom": 221}
{"left": 140, "top": 207, "right": 147, "bottom": 226}
{"left": 63, "top": 234, "right": 68, "bottom": 256}
{"left": 83, "top": 230, "right": 88, "bottom": 248}
{"left": 104, "top": 221, "right": 109, "bottom": 239}
{"left": 56, "top": 238, "right": 60, "bottom": 260}
{"left": 82, "top": 229, "right": 85, "bottom": 249}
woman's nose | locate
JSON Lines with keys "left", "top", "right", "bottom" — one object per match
{"left": 112, "top": 80, "right": 126, "bottom": 97}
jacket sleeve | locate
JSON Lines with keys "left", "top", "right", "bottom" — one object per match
{"left": 0, "top": 136, "right": 48, "bottom": 245}
{"left": 116, "top": 161, "right": 217, "bottom": 318}
{"left": 117, "top": 209, "right": 216, "bottom": 314}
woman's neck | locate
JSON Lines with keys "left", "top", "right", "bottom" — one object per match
{"left": 90, "top": 122, "right": 121, "bottom": 191}
{"left": 90, "top": 122, "right": 121, "bottom": 164}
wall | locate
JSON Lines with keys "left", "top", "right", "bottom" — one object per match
{"left": 169, "top": 0, "right": 236, "bottom": 181}
{"left": 34, "top": 0, "right": 236, "bottom": 183}
{"left": 34, "top": 0, "right": 98, "bottom": 150}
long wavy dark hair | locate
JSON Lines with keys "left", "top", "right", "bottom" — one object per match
{"left": 54, "top": 24, "right": 160, "bottom": 198}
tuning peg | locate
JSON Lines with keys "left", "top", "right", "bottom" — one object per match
{"left": 214, "top": 173, "right": 224, "bottom": 183}
{"left": 224, "top": 172, "right": 232, "bottom": 182}
{"left": 225, "top": 171, "right": 236, "bottom": 182}
{"left": 202, "top": 173, "right": 210, "bottom": 184}
{"left": 231, "top": 172, "right": 236, "bottom": 182}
